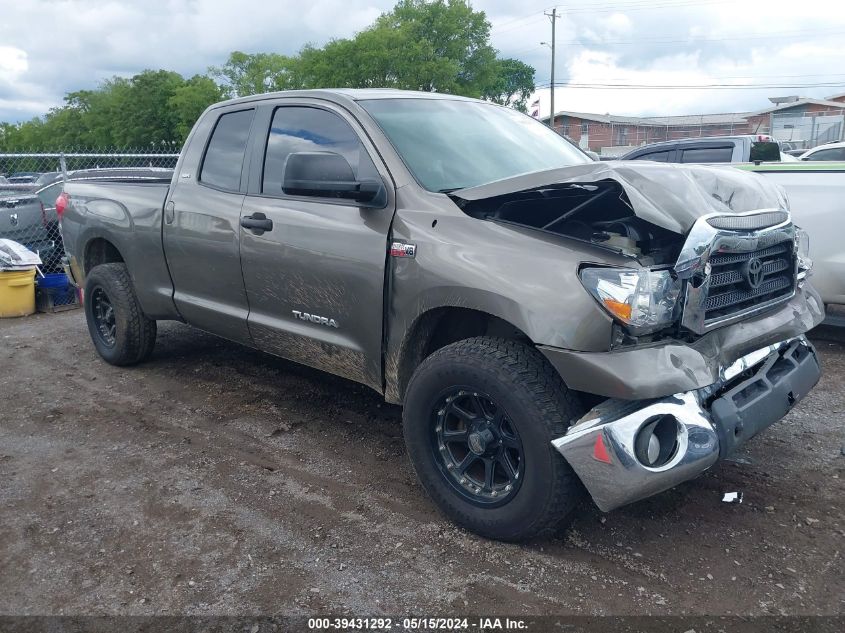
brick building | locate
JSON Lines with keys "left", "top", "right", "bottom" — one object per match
{"left": 542, "top": 93, "right": 845, "bottom": 155}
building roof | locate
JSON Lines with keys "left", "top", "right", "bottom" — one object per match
{"left": 753, "top": 97, "right": 845, "bottom": 115}
{"left": 542, "top": 110, "right": 749, "bottom": 127}
{"left": 826, "top": 92, "right": 845, "bottom": 102}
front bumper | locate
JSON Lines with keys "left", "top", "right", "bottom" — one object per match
{"left": 552, "top": 337, "right": 820, "bottom": 512}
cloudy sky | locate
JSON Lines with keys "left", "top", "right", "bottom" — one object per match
{"left": 1, "top": 0, "right": 844, "bottom": 124}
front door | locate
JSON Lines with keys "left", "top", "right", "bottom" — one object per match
{"left": 240, "top": 102, "right": 395, "bottom": 390}
{"left": 163, "top": 107, "right": 256, "bottom": 345}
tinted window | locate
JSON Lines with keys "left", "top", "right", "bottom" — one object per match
{"left": 680, "top": 146, "right": 733, "bottom": 163}
{"left": 632, "top": 150, "right": 671, "bottom": 162}
{"left": 200, "top": 109, "right": 255, "bottom": 191}
{"left": 359, "top": 98, "right": 588, "bottom": 192}
{"left": 805, "top": 148, "right": 845, "bottom": 161}
{"left": 750, "top": 141, "right": 781, "bottom": 162}
{"left": 262, "top": 107, "right": 378, "bottom": 195}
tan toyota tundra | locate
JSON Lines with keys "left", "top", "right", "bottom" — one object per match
{"left": 57, "top": 90, "right": 823, "bottom": 540}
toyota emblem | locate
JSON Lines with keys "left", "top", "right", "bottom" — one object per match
{"left": 744, "top": 257, "right": 764, "bottom": 290}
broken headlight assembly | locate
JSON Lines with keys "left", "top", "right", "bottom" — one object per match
{"left": 580, "top": 266, "right": 682, "bottom": 335}
{"left": 795, "top": 226, "right": 812, "bottom": 279}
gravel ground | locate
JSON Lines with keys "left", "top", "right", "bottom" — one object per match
{"left": 0, "top": 310, "right": 843, "bottom": 617}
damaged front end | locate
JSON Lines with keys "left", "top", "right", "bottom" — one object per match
{"left": 552, "top": 337, "right": 819, "bottom": 512}
{"left": 451, "top": 161, "right": 823, "bottom": 512}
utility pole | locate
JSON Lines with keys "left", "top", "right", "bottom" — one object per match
{"left": 544, "top": 7, "right": 560, "bottom": 131}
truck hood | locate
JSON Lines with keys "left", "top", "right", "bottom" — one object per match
{"left": 450, "top": 161, "right": 789, "bottom": 235}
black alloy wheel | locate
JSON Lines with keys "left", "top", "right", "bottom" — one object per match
{"left": 90, "top": 287, "right": 117, "bottom": 347}
{"left": 431, "top": 389, "right": 524, "bottom": 507}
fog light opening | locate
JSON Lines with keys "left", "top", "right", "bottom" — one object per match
{"left": 634, "top": 415, "right": 680, "bottom": 467}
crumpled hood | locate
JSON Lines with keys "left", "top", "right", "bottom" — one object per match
{"left": 451, "top": 161, "right": 789, "bottom": 234}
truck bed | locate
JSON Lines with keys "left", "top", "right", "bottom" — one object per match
{"left": 62, "top": 178, "right": 177, "bottom": 319}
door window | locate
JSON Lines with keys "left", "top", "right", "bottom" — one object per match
{"left": 262, "top": 106, "right": 380, "bottom": 195}
{"left": 199, "top": 109, "right": 255, "bottom": 191}
{"left": 680, "top": 146, "right": 733, "bottom": 163}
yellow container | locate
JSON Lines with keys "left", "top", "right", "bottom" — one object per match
{"left": 0, "top": 268, "right": 36, "bottom": 318}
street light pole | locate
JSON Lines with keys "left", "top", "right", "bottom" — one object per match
{"left": 544, "top": 7, "right": 560, "bottom": 131}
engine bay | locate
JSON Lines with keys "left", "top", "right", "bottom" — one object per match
{"left": 451, "top": 179, "right": 686, "bottom": 266}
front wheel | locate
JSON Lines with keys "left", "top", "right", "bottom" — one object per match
{"left": 403, "top": 337, "right": 584, "bottom": 541}
{"left": 84, "top": 263, "right": 156, "bottom": 366}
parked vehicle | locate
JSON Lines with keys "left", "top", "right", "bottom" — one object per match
{"left": 7, "top": 171, "right": 41, "bottom": 184}
{"left": 60, "top": 90, "right": 822, "bottom": 541}
{"left": 621, "top": 135, "right": 784, "bottom": 163}
{"left": 0, "top": 191, "right": 62, "bottom": 270}
{"left": 735, "top": 161, "right": 845, "bottom": 311}
{"left": 798, "top": 141, "right": 845, "bottom": 161}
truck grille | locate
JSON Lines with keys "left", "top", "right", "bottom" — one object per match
{"left": 703, "top": 240, "right": 795, "bottom": 323}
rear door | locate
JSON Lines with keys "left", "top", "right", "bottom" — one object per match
{"left": 163, "top": 106, "right": 257, "bottom": 345}
{"left": 239, "top": 100, "right": 395, "bottom": 390}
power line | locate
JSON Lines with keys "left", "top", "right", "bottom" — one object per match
{"left": 552, "top": 27, "right": 845, "bottom": 46}
{"left": 534, "top": 80, "right": 845, "bottom": 90}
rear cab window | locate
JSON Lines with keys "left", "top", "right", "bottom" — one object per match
{"left": 680, "top": 146, "right": 734, "bottom": 163}
{"left": 631, "top": 150, "right": 672, "bottom": 162}
{"left": 199, "top": 109, "right": 255, "bottom": 191}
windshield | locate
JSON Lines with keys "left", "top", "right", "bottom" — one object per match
{"left": 359, "top": 98, "right": 590, "bottom": 192}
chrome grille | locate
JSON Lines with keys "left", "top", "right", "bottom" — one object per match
{"left": 703, "top": 240, "right": 795, "bottom": 322}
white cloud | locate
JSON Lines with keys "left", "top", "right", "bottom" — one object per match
{"left": 0, "top": 0, "right": 843, "bottom": 123}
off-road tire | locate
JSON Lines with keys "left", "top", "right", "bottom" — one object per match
{"left": 403, "top": 336, "right": 584, "bottom": 541}
{"left": 84, "top": 263, "right": 157, "bottom": 366}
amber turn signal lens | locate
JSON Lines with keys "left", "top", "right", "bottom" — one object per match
{"left": 601, "top": 298, "right": 632, "bottom": 320}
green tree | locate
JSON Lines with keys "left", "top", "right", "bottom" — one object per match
{"left": 169, "top": 75, "right": 224, "bottom": 140}
{"left": 295, "top": 0, "right": 504, "bottom": 97}
{"left": 209, "top": 51, "right": 300, "bottom": 98}
{"left": 481, "top": 58, "right": 536, "bottom": 112}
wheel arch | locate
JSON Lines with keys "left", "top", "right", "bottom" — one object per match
{"left": 83, "top": 237, "right": 125, "bottom": 276}
{"left": 386, "top": 305, "right": 533, "bottom": 405}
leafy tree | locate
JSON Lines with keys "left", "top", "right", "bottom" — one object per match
{"left": 209, "top": 51, "right": 300, "bottom": 98}
{"left": 296, "top": 0, "right": 505, "bottom": 97}
{"left": 481, "top": 58, "right": 536, "bottom": 112}
{"left": 169, "top": 75, "right": 224, "bottom": 140}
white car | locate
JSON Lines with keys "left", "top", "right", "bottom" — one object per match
{"left": 799, "top": 141, "right": 845, "bottom": 161}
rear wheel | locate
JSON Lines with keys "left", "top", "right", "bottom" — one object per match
{"left": 403, "top": 337, "right": 584, "bottom": 541}
{"left": 84, "top": 263, "right": 156, "bottom": 366}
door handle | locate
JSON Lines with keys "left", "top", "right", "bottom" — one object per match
{"left": 241, "top": 212, "right": 273, "bottom": 234}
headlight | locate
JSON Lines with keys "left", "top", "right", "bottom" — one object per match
{"left": 795, "top": 227, "right": 812, "bottom": 274}
{"left": 580, "top": 266, "right": 681, "bottom": 335}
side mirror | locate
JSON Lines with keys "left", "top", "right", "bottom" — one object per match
{"left": 282, "top": 151, "right": 382, "bottom": 204}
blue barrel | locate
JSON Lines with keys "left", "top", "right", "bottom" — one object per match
{"left": 36, "top": 273, "right": 76, "bottom": 305}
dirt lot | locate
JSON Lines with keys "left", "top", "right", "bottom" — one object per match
{"left": 1, "top": 309, "right": 843, "bottom": 617}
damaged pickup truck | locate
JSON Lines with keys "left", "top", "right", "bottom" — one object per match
{"left": 58, "top": 90, "right": 823, "bottom": 541}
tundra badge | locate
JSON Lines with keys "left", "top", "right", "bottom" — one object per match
{"left": 292, "top": 310, "right": 339, "bottom": 328}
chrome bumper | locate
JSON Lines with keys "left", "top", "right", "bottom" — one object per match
{"left": 552, "top": 336, "right": 819, "bottom": 512}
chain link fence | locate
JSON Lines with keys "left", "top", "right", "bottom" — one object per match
{"left": 770, "top": 110, "right": 845, "bottom": 152}
{"left": 0, "top": 150, "right": 178, "bottom": 311}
